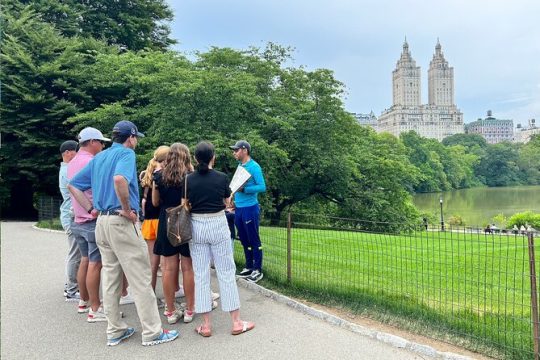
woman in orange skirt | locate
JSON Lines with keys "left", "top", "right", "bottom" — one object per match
{"left": 140, "top": 145, "right": 170, "bottom": 291}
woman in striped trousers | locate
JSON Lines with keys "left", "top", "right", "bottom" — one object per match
{"left": 188, "top": 141, "right": 255, "bottom": 337}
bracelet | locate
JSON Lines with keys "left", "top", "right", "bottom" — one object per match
{"left": 87, "top": 206, "right": 94, "bottom": 214}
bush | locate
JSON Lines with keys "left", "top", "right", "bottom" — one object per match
{"left": 507, "top": 211, "right": 540, "bottom": 229}
{"left": 448, "top": 215, "right": 465, "bottom": 226}
{"left": 491, "top": 213, "right": 508, "bottom": 229}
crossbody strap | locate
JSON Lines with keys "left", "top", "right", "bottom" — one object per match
{"left": 184, "top": 174, "right": 188, "bottom": 202}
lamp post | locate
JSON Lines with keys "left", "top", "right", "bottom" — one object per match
{"left": 439, "top": 196, "right": 445, "bottom": 231}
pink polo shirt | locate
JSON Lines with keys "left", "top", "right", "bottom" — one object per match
{"left": 67, "top": 149, "right": 95, "bottom": 224}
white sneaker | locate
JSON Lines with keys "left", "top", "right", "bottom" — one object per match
{"left": 78, "top": 299, "right": 90, "bottom": 313}
{"left": 183, "top": 309, "right": 194, "bottom": 323}
{"left": 211, "top": 292, "right": 220, "bottom": 301}
{"left": 174, "top": 286, "right": 185, "bottom": 298}
{"left": 87, "top": 307, "right": 108, "bottom": 322}
{"left": 120, "top": 290, "right": 135, "bottom": 305}
{"left": 163, "top": 302, "right": 182, "bottom": 316}
{"left": 165, "top": 308, "right": 183, "bottom": 324}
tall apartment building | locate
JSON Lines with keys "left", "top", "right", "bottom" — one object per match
{"left": 378, "top": 39, "right": 464, "bottom": 141}
{"left": 466, "top": 110, "right": 513, "bottom": 144}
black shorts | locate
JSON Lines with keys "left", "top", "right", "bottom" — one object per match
{"left": 154, "top": 221, "right": 191, "bottom": 257}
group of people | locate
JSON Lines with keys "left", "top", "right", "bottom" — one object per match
{"left": 58, "top": 120, "right": 266, "bottom": 346}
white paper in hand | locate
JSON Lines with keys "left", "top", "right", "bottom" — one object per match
{"left": 230, "top": 166, "right": 252, "bottom": 194}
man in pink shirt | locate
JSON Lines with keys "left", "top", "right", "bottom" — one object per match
{"left": 68, "top": 127, "right": 109, "bottom": 322}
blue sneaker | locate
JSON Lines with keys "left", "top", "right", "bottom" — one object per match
{"left": 142, "top": 329, "right": 179, "bottom": 346}
{"left": 107, "top": 327, "right": 135, "bottom": 346}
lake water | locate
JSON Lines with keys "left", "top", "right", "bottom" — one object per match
{"left": 412, "top": 185, "right": 540, "bottom": 226}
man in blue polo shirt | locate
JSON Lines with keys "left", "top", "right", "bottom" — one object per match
{"left": 69, "top": 121, "right": 178, "bottom": 347}
{"left": 229, "top": 140, "right": 266, "bottom": 283}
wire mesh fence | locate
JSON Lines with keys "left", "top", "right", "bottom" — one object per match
{"left": 233, "top": 212, "right": 539, "bottom": 360}
{"left": 37, "top": 195, "right": 63, "bottom": 230}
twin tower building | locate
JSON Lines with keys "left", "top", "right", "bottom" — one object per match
{"left": 377, "top": 39, "right": 464, "bottom": 141}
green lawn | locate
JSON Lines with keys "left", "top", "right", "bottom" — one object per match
{"left": 234, "top": 226, "right": 537, "bottom": 359}
{"left": 36, "top": 218, "right": 64, "bottom": 231}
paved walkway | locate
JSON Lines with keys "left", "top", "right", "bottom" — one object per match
{"left": 1, "top": 222, "right": 427, "bottom": 360}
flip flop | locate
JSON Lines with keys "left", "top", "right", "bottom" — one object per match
{"left": 231, "top": 321, "right": 255, "bottom": 335}
{"left": 195, "top": 325, "right": 212, "bottom": 337}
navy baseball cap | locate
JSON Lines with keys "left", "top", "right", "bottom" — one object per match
{"left": 60, "top": 140, "right": 78, "bottom": 153}
{"left": 112, "top": 120, "right": 145, "bottom": 137}
{"left": 229, "top": 140, "right": 251, "bottom": 152}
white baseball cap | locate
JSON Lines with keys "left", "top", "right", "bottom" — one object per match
{"left": 78, "top": 127, "right": 111, "bottom": 143}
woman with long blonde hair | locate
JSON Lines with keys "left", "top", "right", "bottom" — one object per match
{"left": 152, "top": 143, "right": 195, "bottom": 324}
{"left": 140, "top": 145, "right": 169, "bottom": 292}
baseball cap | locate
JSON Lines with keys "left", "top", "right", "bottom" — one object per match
{"left": 78, "top": 127, "right": 111, "bottom": 143}
{"left": 112, "top": 120, "right": 145, "bottom": 138}
{"left": 59, "top": 140, "right": 78, "bottom": 153}
{"left": 229, "top": 140, "right": 251, "bottom": 152}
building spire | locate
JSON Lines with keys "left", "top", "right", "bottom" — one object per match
{"left": 435, "top": 37, "right": 442, "bottom": 55}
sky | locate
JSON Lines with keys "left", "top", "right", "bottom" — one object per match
{"left": 167, "top": 0, "right": 540, "bottom": 125}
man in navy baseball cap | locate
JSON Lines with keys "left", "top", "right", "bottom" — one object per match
{"left": 112, "top": 120, "right": 145, "bottom": 138}
{"left": 69, "top": 119, "right": 179, "bottom": 346}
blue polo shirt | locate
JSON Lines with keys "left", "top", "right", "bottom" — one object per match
{"left": 70, "top": 143, "right": 140, "bottom": 212}
{"left": 234, "top": 158, "right": 266, "bottom": 208}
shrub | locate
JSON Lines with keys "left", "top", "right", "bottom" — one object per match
{"left": 507, "top": 211, "right": 540, "bottom": 229}
{"left": 447, "top": 215, "right": 465, "bottom": 226}
{"left": 491, "top": 213, "right": 508, "bottom": 229}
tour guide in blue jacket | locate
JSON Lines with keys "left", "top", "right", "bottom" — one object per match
{"left": 230, "top": 140, "right": 266, "bottom": 283}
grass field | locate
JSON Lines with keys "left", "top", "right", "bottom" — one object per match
{"left": 234, "top": 224, "right": 538, "bottom": 359}
{"left": 36, "top": 218, "right": 64, "bottom": 231}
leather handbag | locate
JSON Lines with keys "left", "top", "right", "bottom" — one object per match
{"left": 166, "top": 175, "right": 192, "bottom": 246}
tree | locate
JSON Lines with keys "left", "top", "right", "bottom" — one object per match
{"left": 475, "top": 143, "right": 521, "bottom": 186}
{"left": 7, "top": 0, "right": 175, "bottom": 50}
{"left": 442, "top": 133, "right": 487, "bottom": 149}
{"left": 400, "top": 132, "right": 449, "bottom": 192}
{"left": 0, "top": 8, "right": 114, "bottom": 216}
{"left": 69, "top": 46, "right": 422, "bottom": 228}
{"left": 517, "top": 135, "right": 540, "bottom": 184}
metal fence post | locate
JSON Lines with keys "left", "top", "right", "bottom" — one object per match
{"left": 287, "top": 212, "right": 292, "bottom": 283}
{"left": 49, "top": 196, "right": 54, "bottom": 227}
{"left": 528, "top": 231, "right": 540, "bottom": 360}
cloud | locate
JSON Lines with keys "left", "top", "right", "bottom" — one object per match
{"left": 167, "top": 0, "right": 540, "bottom": 121}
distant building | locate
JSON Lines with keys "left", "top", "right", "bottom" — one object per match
{"left": 515, "top": 119, "right": 540, "bottom": 143}
{"left": 352, "top": 111, "right": 378, "bottom": 130}
{"left": 466, "top": 110, "right": 513, "bottom": 144}
{"left": 377, "top": 39, "right": 464, "bottom": 141}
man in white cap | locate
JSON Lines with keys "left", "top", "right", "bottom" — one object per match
{"left": 68, "top": 127, "right": 110, "bottom": 321}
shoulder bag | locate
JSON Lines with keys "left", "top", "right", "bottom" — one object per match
{"left": 166, "top": 175, "right": 192, "bottom": 246}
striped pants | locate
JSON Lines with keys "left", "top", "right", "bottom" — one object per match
{"left": 190, "top": 211, "right": 240, "bottom": 314}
